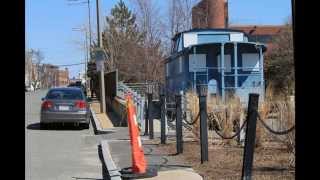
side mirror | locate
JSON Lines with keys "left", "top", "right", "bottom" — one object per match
{"left": 41, "top": 97, "right": 45, "bottom": 101}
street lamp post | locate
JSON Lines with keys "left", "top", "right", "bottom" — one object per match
{"left": 67, "top": 0, "right": 92, "bottom": 49}
{"left": 94, "top": 48, "right": 106, "bottom": 113}
{"left": 68, "top": 0, "right": 106, "bottom": 113}
{"left": 72, "top": 27, "right": 89, "bottom": 92}
{"left": 95, "top": 0, "right": 106, "bottom": 113}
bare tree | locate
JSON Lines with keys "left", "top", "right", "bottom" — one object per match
{"left": 27, "top": 49, "right": 44, "bottom": 90}
{"left": 165, "top": 0, "right": 198, "bottom": 54}
{"left": 131, "top": 0, "right": 166, "bottom": 82}
{"left": 264, "top": 20, "right": 294, "bottom": 95}
{"left": 25, "top": 50, "right": 33, "bottom": 87}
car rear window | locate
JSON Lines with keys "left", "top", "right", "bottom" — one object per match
{"left": 46, "top": 89, "right": 83, "bottom": 100}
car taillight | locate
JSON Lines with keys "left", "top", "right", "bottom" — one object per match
{"left": 75, "top": 100, "right": 86, "bottom": 109}
{"left": 42, "top": 100, "right": 53, "bottom": 110}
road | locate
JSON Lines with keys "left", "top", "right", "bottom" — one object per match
{"left": 25, "top": 90, "right": 105, "bottom": 180}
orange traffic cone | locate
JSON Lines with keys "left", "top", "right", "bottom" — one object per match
{"left": 126, "top": 95, "right": 147, "bottom": 174}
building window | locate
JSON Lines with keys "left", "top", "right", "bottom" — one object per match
{"left": 189, "top": 54, "right": 206, "bottom": 72}
{"left": 241, "top": 53, "right": 260, "bottom": 71}
{"left": 178, "top": 56, "right": 183, "bottom": 73}
{"left": 183, "top": 33, "right": 197, "bottom": 47}
{"left": 217, "top": 54, "right": 231, "bottom": 73}
{"left": 198, "top": 34, "right": 229, "bottom": 44}
{"left": 178, "top": 37, "right": 183, "bottom": 51}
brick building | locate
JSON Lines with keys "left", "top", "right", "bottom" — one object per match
{"left": 192, "top": 0, "right": 285, "bottom": 55}
{"left": 230, "top": 25, "right": 285, "bottom": 55}
{"left": 192, "top": 0, "right": 228, "bottom": 29}
{"left": 57, "top": 68, "right": 69, "bottom": 87}
{"left": 41, "top": 64, "right": 69, "bottom": 88}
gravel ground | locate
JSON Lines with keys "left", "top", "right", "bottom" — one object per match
{"left": 153, "top": 137, "right": 295, "bottom": 180}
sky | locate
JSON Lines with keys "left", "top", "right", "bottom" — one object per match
{"left": 26, "top": 0, "right": 292, "bottom": 78}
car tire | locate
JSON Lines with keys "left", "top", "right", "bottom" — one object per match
{"left": 40, "top": 123, "right": 48, "bottom": 129}
{"left": 82, "top": 123, "right": 89, "bottom": 129}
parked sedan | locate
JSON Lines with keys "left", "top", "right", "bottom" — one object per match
{"left": 68, "top": 81, "right": 87, "bottom": 96}
{"left": 40, "top": 87, "right": 91, "bottom": 129}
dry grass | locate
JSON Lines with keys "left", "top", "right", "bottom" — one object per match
{"left": 256, "top": 84, "right": 295, "bottom": 168}
{"left": 184, "top": 85, "right": 295, "bottom": 168}
{"left": 185, "top": 90, "right": 243, "bottom": 145}
{"left": 156, "top": 139, "right": 294, "bottom": 180}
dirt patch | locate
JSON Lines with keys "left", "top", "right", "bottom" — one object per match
{"left": 152, "top": 138, "right": 294, "bottom": 180}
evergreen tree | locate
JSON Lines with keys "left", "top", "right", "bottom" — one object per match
{"left": 103, "top": 0, "right": 145, "bottom": 82}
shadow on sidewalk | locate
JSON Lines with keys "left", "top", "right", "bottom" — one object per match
{"left": 27, "top": 122, "right": 86, "bottom": 131}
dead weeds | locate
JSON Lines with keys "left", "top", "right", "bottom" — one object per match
{"left": 155, "top": 140, "right": 294, "bottom": 180}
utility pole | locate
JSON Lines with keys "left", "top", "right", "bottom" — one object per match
{"left": 96, "top": 0, "right": 106, "bottom": 113}
{"left": 72, "top": 27, "right": 89, "bottom": 91}
{"left": 67, "top": 0, "right": 93, "bottom": 93}
{"left": 96, "top": 0, "right": 102, "bottom": 47}
{"left": 87, "top": 0, "right": 92, "bottom": 50}
{"left": 84, "top": 30, "right": 88, "bottom": 89}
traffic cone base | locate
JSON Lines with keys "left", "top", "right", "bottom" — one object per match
{"left": 121, "top": 166, "right": 158, "bottom": 179}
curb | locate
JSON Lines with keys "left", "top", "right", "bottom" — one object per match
{"left": 100, "top": 140, "right": 122, "bottom": 180}
{"left": 90, "top": 107, "right": 117, "bottom": 135}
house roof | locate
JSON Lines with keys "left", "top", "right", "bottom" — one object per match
{"left": 230, "top": 25, "right": 285, "bottom": 36}
{"left": 172, "top": 28, "right": 246, "bottom": 40}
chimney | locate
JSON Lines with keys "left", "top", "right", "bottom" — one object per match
{"left": 192, "top": 0, "right": 228, "bottom": 29}
{"left": 224, "top": 0, "right": 228, "bottom": 28}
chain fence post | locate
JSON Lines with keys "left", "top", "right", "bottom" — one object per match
{"left": 160, "top": 87, "right": 166, "bottom": 144}
{"left": 148, "top": 93, "right": 154, "bottom": 139}
{"left": 175, "top": 94, "right": 183, "bottom": 154}
{"left": 198, "top": 85, "right": 209, "bottom": 163}
{"left": 143, "top": 97, "right": 149, "bottom": 136}
{"left": 241, "top": 93, "right": 259, "bottom": 180}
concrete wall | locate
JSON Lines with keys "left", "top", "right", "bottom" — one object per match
{"left": 110, "top": 97, "right": 128, "bottom": 126}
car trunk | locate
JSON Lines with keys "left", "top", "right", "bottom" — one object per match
{"left": 50, "top": 99, "right": 82, "bottom": 112}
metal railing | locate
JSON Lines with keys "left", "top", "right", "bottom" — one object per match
{"left": 117, "top": 82, "right": 145, "bottom": 125}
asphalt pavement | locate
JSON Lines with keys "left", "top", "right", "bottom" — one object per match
{"left": 25, "top": 90, "right": 105, "bottom": 180}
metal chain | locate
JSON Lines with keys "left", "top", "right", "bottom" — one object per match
{"left": 207, "top": 112, "right": 247, "bottom": 139}
{"left": 256, "top": 110, "right": 295, "bottom": 135}
{"left": 167, "top": 111, "right": 176, "bottom": 122}
{"left": 183, "top": 111, "right": 200, "bottom": 125}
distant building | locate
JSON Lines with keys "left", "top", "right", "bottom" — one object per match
{"left": 41, "top": 64, "right": 58, "bottom": 88}
{"left": 230, "top": 25, "right": 285, "bottom": 55}
{"left": 41, "top": 65, "right": 69, "bottom": 88}
{"left": 57, "top": 68, "right": 69, "bottom": 87}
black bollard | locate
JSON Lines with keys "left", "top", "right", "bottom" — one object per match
{"left": 175, "top": 94, "right": 183, "bottom": 154}
{"left": 160, "top": 91, "right": 166, "bottom": 144}
{"left": 148, "top": 93, "right": 154, "bottom": 139}
{"left": 241, "top": 93, "right": 259, "bottom": 180}
{"left": 144, "top": 98, "right": 149, "bottom": 136}
{"left": 198, "top": 85, "right": 209, "bottom": 163}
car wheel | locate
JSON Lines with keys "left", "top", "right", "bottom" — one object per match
{"left": 82, "top": 123, "right": 89, "bottom": 129}
{"left": 40, "top": 123, "right": 48, "bottom": 129}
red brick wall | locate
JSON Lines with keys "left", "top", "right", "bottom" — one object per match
{"left": 192, "top": 0, "right": 227, "bottom": 29}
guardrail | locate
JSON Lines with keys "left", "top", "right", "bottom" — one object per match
{"left": 117, "top": 82, "right": 145, "bottom": 126}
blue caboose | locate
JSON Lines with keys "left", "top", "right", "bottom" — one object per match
{"left": 165, "top": 28, "right": 267, "bottom": 104}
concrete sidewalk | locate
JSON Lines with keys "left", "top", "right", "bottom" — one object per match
{"left": 91, "top": 101, "right": 114, "bottom": 129}
{"left": 100, "top": 127, "right": 203, "bottom": 180}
